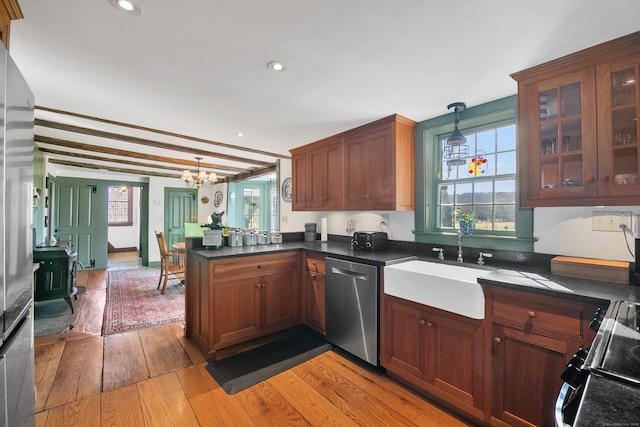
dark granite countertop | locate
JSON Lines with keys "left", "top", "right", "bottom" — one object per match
{"left": 188, "top": 236, "right": 640, "bottom": 421}
{"left": 190, "top": 241, "right": 417, "bottom": 266}
{"left": 188, "top": 237, "right": 640, "bottom": 305}
{"left": 573, "top": 374, "right": 640, "bottom": 426}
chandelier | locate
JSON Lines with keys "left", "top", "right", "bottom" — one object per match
{"left": 443, "top": 102, "right": 469, "bottom": 167}
{"left": 181, "top": 157, "right": 217, "bottom": 188}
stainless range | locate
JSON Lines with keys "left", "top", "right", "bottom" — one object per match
{"left": 556, "top": 301, "right": 640, "bottom": 426}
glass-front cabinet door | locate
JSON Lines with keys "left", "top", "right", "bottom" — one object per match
{"left": 597, "top": 56, "right": 639, "bottom": 197}
{"left": 526, "top": 69, "right": 598, "bottom": 201}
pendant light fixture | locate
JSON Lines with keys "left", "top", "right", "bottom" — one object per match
{"left": 181, "top": 157, "right": 217, "bottom": 189}
{"left": 443, "top": 102, "right": 469, "bottom": 166}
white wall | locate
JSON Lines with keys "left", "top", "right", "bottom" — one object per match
{"left": 534, "top": 206, "right": 640, "bottom": 262}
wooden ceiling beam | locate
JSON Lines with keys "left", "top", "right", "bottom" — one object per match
{"left": 38, "top": 147, "right": 232, "bottom": 178}
{"left": 35, "top": 135, "right": 252, "bottom": 173}
{"left": 224, "top": 164, "right": 278, "bottom": 183}
{"left": 48, "top": 159, "right": 184, "bottom": 179}
{"left": 36, "top": 118, "right": 275, "bottom": 167}
{"left": 36, "top": 105, "right": 291, "bottom": 160}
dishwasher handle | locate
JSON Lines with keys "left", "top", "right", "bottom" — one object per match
{"left": 330, "top": 267, "right": 369, "bottom": 281}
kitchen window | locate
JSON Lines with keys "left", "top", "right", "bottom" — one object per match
{"left": 436, "top": 124, "right": 516, "bottom": 234}
{"left": 107, "top": 186, "right": 133, "bottom": 226}
{"left": 414, "top": 96, "right": 534, "bottom": 252}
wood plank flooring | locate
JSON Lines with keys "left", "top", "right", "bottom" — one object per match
{"left": 34, "top": 252, "right": 474, "bottom": 426}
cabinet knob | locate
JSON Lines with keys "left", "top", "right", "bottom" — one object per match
{"left": 585, "top": 176, "right": 596, "bottom": 183}
{"left": 599, "top": 175, "right": 610, "bottom": 182}
{"left": 256, "top": 284, "right": 261, "bottom": 288}
{"left": 426, "top": 322, "right": 433, "bottom": 327}
{"left": 420, "top": 319, "right": 426, "bottom": 325}
{"left": 527, "top": 310, "right": 536, "bottom": 318}
{"left": 494, "top": 337, "right": 502, "bottom": 344}
{"left": 257, "top": 264, "right": 264, "bottom": 269}
{"left": 310, "top": 273, "right": 317, "bottom": 279}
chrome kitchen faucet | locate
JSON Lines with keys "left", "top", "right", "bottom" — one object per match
{"left": 457, "top": 230, "right": 464, "bottom": 262}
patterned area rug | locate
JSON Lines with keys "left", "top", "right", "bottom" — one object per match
{"left": 103, "top": 267, "right": 185, "bottom": 336}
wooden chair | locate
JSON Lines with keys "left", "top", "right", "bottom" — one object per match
{"left": 154, "top": 231, "right": 185, "bottom": 294}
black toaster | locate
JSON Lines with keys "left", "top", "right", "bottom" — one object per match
{"left": 351, "top": 231, "right": 389, "bottom": 250}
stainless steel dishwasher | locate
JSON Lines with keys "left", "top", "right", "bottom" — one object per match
{"left": 325, "top": 257, "right": 379, "bottom": 366}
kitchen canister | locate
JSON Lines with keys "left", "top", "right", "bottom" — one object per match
{"left": 228, "top": 228, "right": 243, "bottom": 247}
{"left": 270, "top": 232, "right": 282, "bottom": 244}
{"left": 243, "top": 229, "right": 258, "bottom": 246}
{"left": 257, "top": 231, "right": 270, "bottom": 245}
{"left": 304, "top": 223, "right": 317, "bottom": 242}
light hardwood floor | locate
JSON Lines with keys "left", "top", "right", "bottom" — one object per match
{"left": 34, "top": 252, "right": 474, "bottom": 427}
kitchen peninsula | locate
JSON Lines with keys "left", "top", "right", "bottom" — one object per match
{"left": 184, "top": 235, "right": 640, "bottom": 427}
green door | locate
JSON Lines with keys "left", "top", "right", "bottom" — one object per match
{"left": 165, "top": 188, "right": 198, "bottom": 248}
{"left": 54, "top": 179, "right": 108, "bottom": 269}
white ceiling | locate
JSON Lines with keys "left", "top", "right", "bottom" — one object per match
{"left": 8, "top": 0, "right": 640, "bottom": 180}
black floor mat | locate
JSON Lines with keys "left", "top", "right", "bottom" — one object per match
{"left": 205, "top": 331, "right": 332, "bottom": 394}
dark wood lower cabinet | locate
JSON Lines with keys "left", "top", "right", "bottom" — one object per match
{"left": 383, "top": 288, "right": 600, "bottom": 427}
{"left": 382, "top": 296, "right": 485, "bottom": 420}
{"left": 185, "top": 250, "right": 301, "bottom": 361}
{"left": 487, "top": 287, "right": 599, "bottom": 427}
{"left": 304, "top": 253, "right": 326, "bottom": 335}
{"left": 491, "top": 324, "right": 572, "bottom": 427}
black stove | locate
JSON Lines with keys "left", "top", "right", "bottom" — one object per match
{"left": 557, "top": 301, "right": 640, "bottom": 426}
{"left": 586, "top": 301, "right": 640, "bottom": 385}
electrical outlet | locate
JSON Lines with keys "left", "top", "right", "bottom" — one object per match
{"left": 592, "top": 211, "right": 632, "bottom": 231}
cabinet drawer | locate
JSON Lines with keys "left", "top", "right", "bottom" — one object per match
{"left": 491, "top": 293, "right": 586, "bottom": 339}
{"left": 213, "top": 252, "right": 299, "bottom": 279}
{"left": 305, "top": 255, "right": 325, "bottom": 275}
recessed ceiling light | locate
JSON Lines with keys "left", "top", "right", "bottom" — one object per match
{"left": 267, "top": 61, "right": 286, "bottom": 72}
{"left": 110, "top": 0, "right": 142, "bottom": 15}
{"left": 236, "top": 133, "right": 245, "bottom": 137}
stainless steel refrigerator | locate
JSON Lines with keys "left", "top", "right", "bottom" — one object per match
{"left": 0, "top": 42, "right": 35, "bottom": 426}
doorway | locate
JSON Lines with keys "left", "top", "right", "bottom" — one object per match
{"left": 164, "top": 187, "right": 198, "bottom": 248}
{"left": 50, "top": 177, "right": 149, "bottom": 269}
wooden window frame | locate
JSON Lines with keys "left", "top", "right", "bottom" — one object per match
{"left": 108, "top": 186, "right": 133, "bottom": 226}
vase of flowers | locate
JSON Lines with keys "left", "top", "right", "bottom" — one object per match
{"left": 453, "top": 208, "right": 475, "bottom": 234}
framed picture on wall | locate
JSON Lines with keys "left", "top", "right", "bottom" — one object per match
{"left": 281, "top": 177, "right": 292, "bottom": 203}
{"left": 214, "top": 191, "right": 223, "bottom": 207}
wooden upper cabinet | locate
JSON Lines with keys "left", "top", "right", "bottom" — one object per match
{"left": 290, "top": 149, "right": 309, "bottom": 210}
{"left": 0, "top": 0, "right": 24, "bottom": 49}
{"left": 308, "top": 136, "right": 343, "bottom": 210}
{"left": 512, "top": 31, "right": 640, "bottom": 207}
{"left": 289, "top": 114, "right": 416, "bottom": 211}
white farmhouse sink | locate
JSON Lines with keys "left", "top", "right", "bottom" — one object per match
{"left": 384, "top": 261, "right": 488, "bottom": 319}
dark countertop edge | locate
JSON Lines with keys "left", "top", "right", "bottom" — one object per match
{"left": 188, "top": 240, "right": 640, "bottom": 305}
{"left": 477, "top": 277, "right": 612, "bottom": 306}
